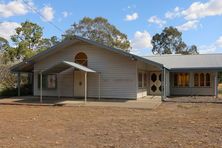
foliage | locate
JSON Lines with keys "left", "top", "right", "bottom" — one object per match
{"left": 0, "top": 65, "right": 17, "bottom": 89}
{"left": 64, "top": 17, "right": 131, "bottom": 51}
{"left": 0, "top": 64, "right": 32, "bottom": 96}
{"left": 0, "top": 84, "right": 32, "bottom": 96}
{"left": 2, "top": 21, "right": 59, "bottom": 64}
{"left": 218, "top": 72, "right": 222, "bottom": 83}
{"left": 0, "top": 37, "right": 12, "bottom": 64}
{"left": 151, "top": 26, "right": 199, "bottom": 55}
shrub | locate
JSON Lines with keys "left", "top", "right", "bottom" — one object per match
{"left": 0, "top": 64, "right": 32, "bottom": 96}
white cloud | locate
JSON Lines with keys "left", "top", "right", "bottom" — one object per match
{"left": 199, "top": 36, "right": 222, "bottom": 53}
{"left": 198, "top": 45, "right": 217, "bottom": 54}
{"left": 0, "top": 22, "right": 20, "bottom": 40}
{"left": 131, "top": 30, "right": 152, "bottom": 54}
{"left": 0, "top": 0, "right": 33, "bottom": 18}
{"left": 176, "top": 20, "right": 199, "bottom": 31}
{"left": 148, "top": 16, "right": 166, "bottom": 27}
{"left": 182, "top": 0, "right": 222, "bottom": 20}
{"left": 125, "top": 12, "right": 139, "bottom": 21}
{"left": 40, "top": 5, "right": 54, "bottom": 22}
{"left": 165, "top": 6, "right": 181, "bottom": 19}
{"left": 216, "top": 36, "right": 222, "bottom": 48}
{"left": 62, "top": 11, "right": 71, "bottom": 18}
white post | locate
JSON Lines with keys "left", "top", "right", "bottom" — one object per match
{"left": 40, "top": 71, "right": 43, "bottom": 103}
{"left": 85, "top": 72, "right": 87, "bottom": 103}
{"left": 161, "top": 68, "right": 164, "bottom": 101}
{"left": 98, "top": 73, "right": 101, "bottom": 100}
{"left": 57, "top": 73, "right": 60, "bottom": 99}
{"left": 215, "top": 72, "right": 218, "bottom": 98}
{"left": 164, "top": 68, "right": 166, "bottom": 100}
{"left": 17, "top": 72, "right": 21, "bottom": 96}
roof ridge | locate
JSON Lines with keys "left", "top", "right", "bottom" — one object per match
{"left": 143, "top": 53, "right": 222, "bottom": 57}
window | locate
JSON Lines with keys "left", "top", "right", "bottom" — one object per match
{"left": 38, "top": 74, "right": 57, "bottom": 89}
{"left": 200, "top": 73, "right": 205, "bottom": 86}
{"left": 174, "top": 73, "right": 178, "bottom": 86}
{"left": 193, "top": 73, "right": 211, "bottom": 87}
{"left": 174, "top": 73, "right": 189, "bottom": 87}
{"left": 206, "top": 73, "right": 211, "bottom": 86}
{"left": 138, "top": 72, "right": 143, "bottom": 88}
{"left": 194, "top": 73, "right": 199, "bottom": 87}
{"left": 47, "top": 75, "right": 56, "bottom": 89}
{"left": 75, "top": 52, "right": 88, "bottom": 66}
{"left": 138, "top": 71, "right": 148, "bottom": 89}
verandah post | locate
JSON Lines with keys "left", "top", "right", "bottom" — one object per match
{"left": 17, "top": 72, "right": 21, "bottom": 96}
{"left": 85, "top": 72, "right": 87, "bottom": 103}
{"left": 98, "top": 73, "right": 101, "bottom": 100}
{"left": 40, "top": 71, "right": 43, "bottom": 103}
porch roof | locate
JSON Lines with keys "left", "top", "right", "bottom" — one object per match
{"left": 42, "top": 61, "right": 96, "bottom": 74}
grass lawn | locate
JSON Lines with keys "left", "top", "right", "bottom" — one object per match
{"left": 0, "top": 103, "right": 222, "bottom": 147}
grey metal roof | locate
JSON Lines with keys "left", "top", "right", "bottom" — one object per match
{"left": 144, "top": 54, "right": 222, "bottom": 70}
{"left": 43, "top": 61, "right": 96, "bottom": 74}
{"left": 11, "top": 35, "right": 162, "bottom": 72}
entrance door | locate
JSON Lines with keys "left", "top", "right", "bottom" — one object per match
{"left": 150, "top": 72, "right": 162, "bottom": 95}
{"left": 74, "top": 71, "right": 85, "bottom": 97}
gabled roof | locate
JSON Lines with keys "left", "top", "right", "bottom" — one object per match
{"left": 144, "top": 54, "right": 222, "bottom": 71}
{"left": 11, "top": 35, "right": 163, "bottom": 72}
{"left": 43, "top": 61, "right": 96, "bottom": 74}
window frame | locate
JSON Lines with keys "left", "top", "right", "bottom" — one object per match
{"left": 74, "top": 52, "right": 88, "bottom": 67}
{"left": 138, "top": 72, "right": 143, "bottom": 88}
{"left": 173, "top": 72, "right": 190, "bottom": 88}
{"left": 193, "top": 72, "right": 211, "bottom": 88}
{"left": 138, "top": 71, "right": 148, "bottom": 89}
{"left": 206, "top": 73, "right": 211, "bottom": 87}
{"left": 38, "top": 74, "right": 57, "bottom": 90}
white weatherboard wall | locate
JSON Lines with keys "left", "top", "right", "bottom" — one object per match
{"left": 170, "top": 72, "right": 216, "bottom": 96}
{"left": 34, "top": 42, "right": 137, "bottom": 99}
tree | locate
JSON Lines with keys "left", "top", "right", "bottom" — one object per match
{"left": 64, "top": 17, "right": 131, "bottom": 51}
{"left": 8, "top": 21, "right": 59, "bottom": 62}
{"left": 0, "top": 37, "right": 9, "bottom": 51}
{"left": 38, "top": 36, "right": 60, "bottom": 52}
{"left": 151, "top": 26, "right": 199, "bottom": 55}
{"left": 0, "top": 37, "right": 13, "bottom": 64}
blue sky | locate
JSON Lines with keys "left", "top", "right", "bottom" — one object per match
{"left": 1, "top": 0, "right": 222, "bottom": 55}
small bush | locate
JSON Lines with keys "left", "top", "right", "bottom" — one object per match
{"left": 0, "top": 84, "right": 32, "bottom": 97}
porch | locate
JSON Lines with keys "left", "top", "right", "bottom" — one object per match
{"left": 0, "top": 96, "right": 162, "bottom": 109}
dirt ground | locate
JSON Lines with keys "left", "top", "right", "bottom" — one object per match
{"left": 0, "top": 103, "right": 222, "bottom": 148}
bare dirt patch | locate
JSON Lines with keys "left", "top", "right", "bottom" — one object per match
{"left": 0, "top": 103, "right": 222, "bottom": 147}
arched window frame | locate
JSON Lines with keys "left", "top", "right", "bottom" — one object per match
{"left": 194, "top": 73, "right": 199, "bottom": 87}
{"left": 200, "top": 73, "right": 205, "bottom": 86}
{"left": 193, "top": 73, "right": 211, "bottom": 87}
{"left": 74, "top": 52, "right": 88, "bottom": 67}
{"left": 206, "top": 73, "right": 211, "bottom": 87}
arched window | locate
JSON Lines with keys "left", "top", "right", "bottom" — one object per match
{"left": 74, "top": 52, "right": 88, "bottom": 67}
{"left": 206, "top": 73, "right": 210, "bottom": 86}
{"left": 194, "top": 73, "right": 199, "bottom": 86}
{"left": 200, "top": 73, "right": 205, "bottom": 86}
